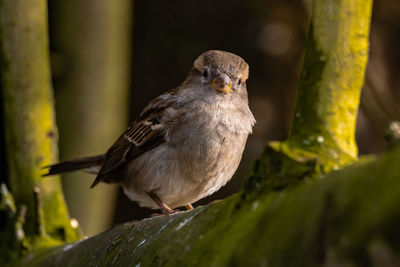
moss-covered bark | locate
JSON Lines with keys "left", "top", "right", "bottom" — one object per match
{"left": 286, "top": 0, "right": 373, "bottom": 171}
{"left": 21, "top": 146, "right": 400, "bottom": 267}
{"left": 51, "top": 0, "right": 132, "bottom": 236}
{"left": 0, "top": 0, "right": 81, "bottom": 263}
{"left": 247, "top": 0, "right": 373, "bottom": 194}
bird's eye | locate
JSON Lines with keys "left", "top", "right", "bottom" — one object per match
{"left": 202, "top": 70, "right": 208, "bottom": 78}
{"left": 238, "top": 79, "right": 241, "bottom": 85}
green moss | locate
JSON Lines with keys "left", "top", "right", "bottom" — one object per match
{"left": 18, "top": 147, "right": 400, "bottom": 267}
{"left": 0, "top": 0, "right": 82, "bottom": 263}
{"left": 288, "top": 0, "right": 373, "bottom": 170}
{"left": 244, "top": 142, "right": 322, "bottom": 198}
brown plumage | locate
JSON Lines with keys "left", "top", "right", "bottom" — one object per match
{"left": 43, "top": 50, "right": 255, "bottom": 214}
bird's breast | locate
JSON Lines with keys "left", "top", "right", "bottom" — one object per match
{"left": 123, "top": 100, "right": 253, "bottom": 208}
{"left": 169, "top": 106, "right": 249, "bottom": 180}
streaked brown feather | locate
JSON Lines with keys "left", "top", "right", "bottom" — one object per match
{"left": 89, "top": 93, "right": 177, "bottom": 188}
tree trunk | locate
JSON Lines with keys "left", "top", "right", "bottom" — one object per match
{"left": 0, "top": 0, "right": 81, "bottom": 263}
{"left": 287, "top": 0, "right": 372, "bottom": 170}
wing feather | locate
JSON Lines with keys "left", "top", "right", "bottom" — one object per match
{"left": 90, "top": 91, "right": 178, "bottom": 187}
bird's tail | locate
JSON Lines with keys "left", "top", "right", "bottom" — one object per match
{"left": 42, "top": 155, "right": 105, "bottom": 176}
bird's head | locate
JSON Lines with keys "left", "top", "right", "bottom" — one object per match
{"left": 185, "top": 50, "right": 249, "bottom": 100}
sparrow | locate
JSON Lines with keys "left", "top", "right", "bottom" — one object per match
{"left": 44, "top": 50, "right": 256, "bottom": 214}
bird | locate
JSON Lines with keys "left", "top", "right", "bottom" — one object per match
{"left": 43, "top": 50, "right": 256, "bottom": 214}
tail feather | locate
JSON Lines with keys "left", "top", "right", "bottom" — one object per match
{"left": 43, "top": 155, "right": 105, "bottom": 176}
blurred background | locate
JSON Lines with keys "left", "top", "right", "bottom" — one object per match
{"left": 38, "top": 0, "right": 400, "bottom": 235}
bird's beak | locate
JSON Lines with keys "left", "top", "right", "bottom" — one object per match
{"left": 211, "top": 74, "right": 232, "bottom": 93}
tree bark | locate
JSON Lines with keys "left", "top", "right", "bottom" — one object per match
{"left": 0, "top": 0, "right": 81, "bottom": 262}
{"left": 287, "top": 0, "right": 373, "bottom": 170}
{"left": 20, "top": 146, "right": 400, "bottom": 266}
{"left": 246, "top": 0, "right": 373, "bottom": 194}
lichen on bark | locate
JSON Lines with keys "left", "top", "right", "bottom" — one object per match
{"left": 0, "top": 0, "right": 81, "bottom": 263}
{"left": 20, "top": 146, "right": 400, "bottom": 266}
{"left": 286, "top": 0, "right": 373, "bottom": 171}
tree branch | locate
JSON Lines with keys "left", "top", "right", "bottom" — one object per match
{"left": 22, "top": 146, "right": 400, "bottom": 266}
{"left": 288, "top": 0, "right": 373, "bottom": 170}
{"left": 0, "top": 0, "right": 81, "bottom": 260}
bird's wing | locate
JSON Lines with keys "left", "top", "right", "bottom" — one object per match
{"left": 91, "top": 91, "right": 179, "bottom": 187}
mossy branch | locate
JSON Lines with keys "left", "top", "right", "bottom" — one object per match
{"left": 248, "top": 0, "right": 373, "bottom": 193}
{"left": 287, "top": 0, "right": 373, "bottom": 170}
{"left": 0, "top": 0, "right": 81, "bottom": 262}
{"left": 21, "top": 146, "right": 400, "bottom": 266}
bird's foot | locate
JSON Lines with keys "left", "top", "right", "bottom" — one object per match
{"left": 160, "top": 203, "right": 178, "bottom": 215}
{"left": 185, "top": 204, "right": 194, "bottom": 210}
{"left": 151, "top": 208, "right": 179, "bottom": 217}
{"left": 148, "top": 191, "right": 178, "bottom": 216}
